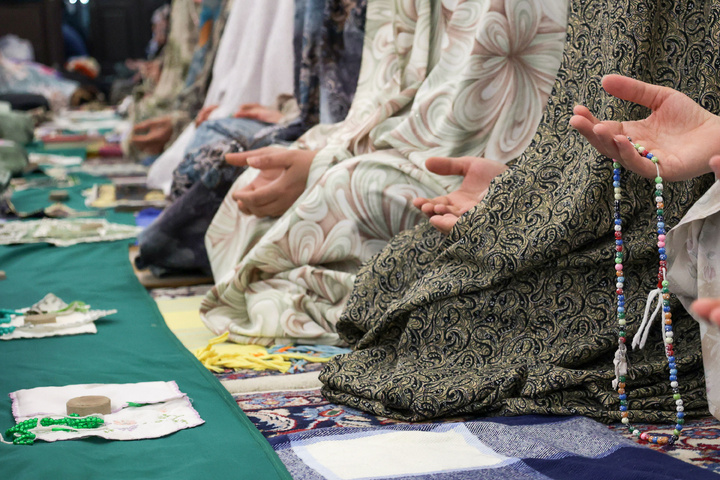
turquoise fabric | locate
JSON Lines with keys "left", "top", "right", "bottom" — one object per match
{"left": 0, "top": 160, "right": 291, "bottom": 479}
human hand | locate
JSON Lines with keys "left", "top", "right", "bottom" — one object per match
{"left": 413, "top": 156, "right": 509, "bottom": 234}
{"left": 570, "top": 74, "right": 720, "bottom": 181}
{"left": 195, "top": 104, "right": 218, "bottom": 126}
{"left": 225, "top": 147, "right": 318, "bottom": 217}
{"left": 233, "top": 103, "right": 285, "bottom": 124}
{"left": 137, "top": 60, "right": 161, "bottom": 84}
{"left": 691, "top": 298, "right": 720, "bottom": 327}
{"left": 131, "top": 116, "right": 173, "bottom": 154}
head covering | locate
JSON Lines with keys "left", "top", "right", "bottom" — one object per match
{"left": 321, "top": 0, "right": 719, "bottom": 423}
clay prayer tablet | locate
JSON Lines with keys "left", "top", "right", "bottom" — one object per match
{"left": 49, "top": 190, "right": 70, "bottom": 202}
{"left": 24, "top": 312, "right": 57, "bottom": 324}
{"left": 66, "top": 396, "right": 112, "bottom": 416}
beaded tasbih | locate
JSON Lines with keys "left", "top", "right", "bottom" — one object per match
{"left": 612, "top": 139, "right": 684, "bottom": 445}
{"left": 0, "top": 309, "right": 22, "bottom": 335}
{"left": 3, "top": 414, "right": 104, "bottom": 445}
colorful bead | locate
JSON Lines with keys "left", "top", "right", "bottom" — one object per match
{"left": 611, "top": 142, "right": 682, "bottom": 446}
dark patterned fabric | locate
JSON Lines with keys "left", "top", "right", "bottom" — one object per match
{"left": 135, "top": 140, "right": 245, "bottom": 276}
{"left": 169, "top": 118, "right": 269, "bottom": 201}
{"left": 320, "top": 0, "right": 720, "bottom": 423}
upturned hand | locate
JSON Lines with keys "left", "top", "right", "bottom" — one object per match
{"left": 225, "top": 147, "right": 318, "bottom": 217}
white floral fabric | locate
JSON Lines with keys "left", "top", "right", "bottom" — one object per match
{"left": 667, "top": 180, "right": 720, "bottom": 420}
{"left": 10, "top": 382, "right": 203, "bottom": 442}
{"left": 201, "top": 0, "right": 568, "bottom": 345}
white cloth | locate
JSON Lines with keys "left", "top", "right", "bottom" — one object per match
{"left": 10, "top": 381, "right": 203, "bottom": 442}
{"left": 1, "top": 309, "right": 116, "bottom": 340}
{"left": 667, "top": 180, "right": 720, "bottom": 421}
{"left": 146, "top": 0, "right": 296, "bottom": 194}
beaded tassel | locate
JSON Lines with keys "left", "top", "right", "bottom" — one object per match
{"left": 613, "top": 140, "right": 684, "bottom": 446}
{"left": 3, "top": 414, "right": 104, "bottom": 445}
{"left": 0, "top": 309, "right": 19, "bottom": 335}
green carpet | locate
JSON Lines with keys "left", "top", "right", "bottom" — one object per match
{"left": 1, "top": 157, "right": 291, "bottom": 479}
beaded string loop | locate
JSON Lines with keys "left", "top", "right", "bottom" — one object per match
{"left": 0, "top": 309, "right": 22, "bottom": 336}
{"left": 2, "top": 414, "right": 105, "bottom": 445}
{"left": 612, "top": 139, "right": 684, "bottom": 446}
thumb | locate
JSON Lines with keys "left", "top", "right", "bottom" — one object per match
{"left": 709, "top": 155, "right": 720, "bottom": 179}
{"left": 602, "top": 74, "right": 672, "bottom": 111}
{"left": 425, "top": 157, "right": 472, "bottom": 177}
{"left": 133, "top": 119, "right": 153, "bottom": 132}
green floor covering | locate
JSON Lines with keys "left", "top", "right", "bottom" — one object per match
{"left": 1, "top": 160, "right": 291, "bottom": 479}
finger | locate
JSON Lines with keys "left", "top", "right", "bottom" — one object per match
{"left": 429, "top": 214, "right": 459, "bottom": 234}
{"left": 226, "top": 146, "right": 282, "bottom": 166}
{"left": 709, "top": 155, "right": 720, "bottom": 179}
{"left": 419, "top": 195, "right": 451, "bottom": 216}
{"left": 225, "top": 151, "right": 256, "bottom": 166}
{"left": 425, "top": 157, "right": 472, "bottom": 177}
{"left": 602, "top": 74, "right": 673, "bottom": 111}
{"left": 246, "top": 151, "right": 293, "bottom": 170}
{"left": 710, "top": 306, "right": 720, "bottom": 328}
{"left": 234, "top": 110, "right": 261, "bottom": 120}
{"left": 589, "top": 123, "right": 622, "bottom": 160}
{"left": 433, "top": 204, "right": 464, "bottom": 216}
{"left": 231, "top": 181, "right": 255, "bottom": 201}
{"left": 612, "top": 134, "right": 658, "bottom": 178}
{"left": 569, "top": 110, "right": 599, "bottom": 139}
{"left": 133, "top": 119, "right": 153, "bottom": 132}
{"left": 234, "top": 182, "right": 284, "bottom": 208}
{"left": 238, "top": 103, "right": 262, "bottom": 111}
{"left": 420, "top": 202, "right": 436, "bottom": 217}
{"left": 691, "top": 298, "right": 720, "bottom": 320}
{"left": 413, "top": 197, "right": 430, "bottom": 209}
{"left": 572, "top": 105, "right": 599, "bottom": 124}
{"left": 132, "top": 131, "right": 163, "bottom": 146}
{"left": 246, "top": 199, "right": 287, "bottom": 218}
{"left": 235, "top": 199, "right": 251, "bottom": 215}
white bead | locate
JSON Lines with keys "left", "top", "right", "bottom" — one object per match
{"left": 676, "top": 399, "right": 683, "bottom": 406}
{"left": 671, "top": 381, "right": 679, "bottom": 388}
{"left": 615, "top": 194, "right": 622, "bottom": 200}
{"left": 677, "top": 406, "right": 684, "bottom": 412}
{"left": 665, "top": 331, "right": 674, "bottom": 338}
{"left": 655, "top": 196, "right": 664, "bottom": 203}
{"left": 616, "top": 282, "right": 624, "bottom": 289}
{"left": 619, "top": 320, "right": 626, "bottom": 326}
{"left": 656, "top": 184, "right": 664, "bottom": 190}
{"left": 614, "top": 225, "right": 622, "bottom": 231}
{"left": 614, "top": 187, "right": 622, "bottom": 194}
{"left": 664, "top": 337, "right": 673, "bottom": 344}
{"left": 621, "top": 417, "right": 629, "bottom": 424}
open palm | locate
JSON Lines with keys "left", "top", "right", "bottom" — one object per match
{"left": 570, "top": 74, "right": 720, "bottom": 180}
{"left": 414, "top": 156, "right": 508, "bottom": 233}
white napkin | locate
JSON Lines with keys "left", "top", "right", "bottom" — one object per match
{"left": 9, "top": 381, "right": 204, "bottom": 442}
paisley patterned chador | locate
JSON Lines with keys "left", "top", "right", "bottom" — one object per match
{"left": 320, "top": 0, "right": 719, "bottom": 422}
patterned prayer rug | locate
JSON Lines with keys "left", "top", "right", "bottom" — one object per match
{"left": 236, "top": 388, "right": 406, "bottom": 438}
{"left": 610, "top": 416, "right": 720, "bottom": 474}
{"left": 269, "top": 416, "right": 720, "bottom": 480}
